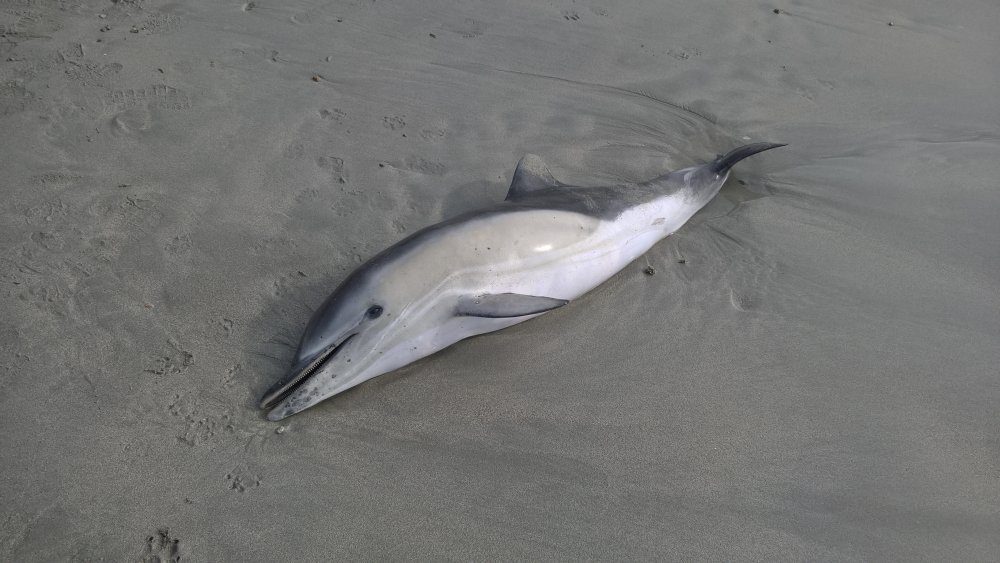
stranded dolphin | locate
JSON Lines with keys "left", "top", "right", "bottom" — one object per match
{"left": 260, "top": 142, "right": 784, "bottom": 420}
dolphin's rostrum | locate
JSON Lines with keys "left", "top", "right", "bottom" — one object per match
{"left": 260, "top": 142, "right": 785, "bottom": 420}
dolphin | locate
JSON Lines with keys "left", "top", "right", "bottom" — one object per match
{"left": 260, "top": 142, "right": 784, "bottom": 420}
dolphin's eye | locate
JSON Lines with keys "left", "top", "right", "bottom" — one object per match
{"left": 366, "top": 305, "right": 384, "bottom": 319}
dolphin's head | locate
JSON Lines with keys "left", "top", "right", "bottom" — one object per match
{"left": 259, "top": 252, "right": 451, "bottom": 420}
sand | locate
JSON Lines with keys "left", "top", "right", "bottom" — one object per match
{"left": 1, "top": 0, "right": 998, "bottom": 559}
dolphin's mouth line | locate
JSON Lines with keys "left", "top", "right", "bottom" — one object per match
{"left": 259, "top": 333, "right": 356, "bottom": 410}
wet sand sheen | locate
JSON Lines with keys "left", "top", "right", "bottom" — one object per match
{"left": 0, "top": 0, "right": 998, "bottom": 560}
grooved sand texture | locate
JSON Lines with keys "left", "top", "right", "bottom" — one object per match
{"left": 1, "top": 0, "right": 998, "bottom": 560}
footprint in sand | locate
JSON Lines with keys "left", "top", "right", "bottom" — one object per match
{"left": 444, "top": 18, "right": 487, "bottom": 38}
{"left": 139, "top": 529, "right": 181, "bottom": 563}
{"left": 225, "top": 466, "right": 262, "bottom": 493}
{"left": 382, "top": 115, "right": 405, "bottom": 130}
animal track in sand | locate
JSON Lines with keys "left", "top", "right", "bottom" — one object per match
{"left": 64, "top": 61, "right": 122, "bottom": 87}
{"left": 225, "top": 466, "right": 261, "bottom": 492}
{"left": 319, "top": 107, "right": 346, "bottom": 122}
{"left": 163, "top": 233, "right": 193, "bottom": 256}
{"left": 317, "top": 155, "right": 345, "bottom": 173}
{"left": 404, "top": 156, "right": 446, "bottom": 176}
{"left": 23, "top": 198, "right": 69, "bottom": 224}
{"left": 145, "top": 352, "right": 193, "bottom": 376}
{"left": 418, "top": 127, "right": 447, "bottom": 141}
{"left": 145, "top": 339, "right": 195, "bottom": 376}
{"left": 269, "top": 271, "right": 308, "bottom": 298}
{"left": 218, "top": 317, "right": 234, "bottom": 338}
{"left": 139, "top": 528, "right": 181, "bottom": 563}
{"left": 222, "top": 363, "right": 241, "bottom": 387}
{"left": 337, "top": 183, "right": 363, "bottom": 197}
{"left": 445, "top": 17, "right": 487, "bottom": 38}
{"left": 0, "top": 79, "right": 39, "bottom": 116}
{"left": 382, "top": 115, "right": 405, "bottom": 130}
{"left": 58, "top": 41, "right": 83, "bottom": 60}
{"left": 111, "top": 105, "right": 154, "bottom": 135}
{"left": 283, "top": 141, "right": 306, "bottom": 159}
{"left": 561, "top": 10, "right": 580, "bottom": 21}
{"left": 167, "top": 393, "right": 235, "bottom": 446}
{"left": 0, "top": 349, "right": 30, "bottom": 379}
{"left": 29, "top": 230, "right": 65, "bottom": 251}
{"left": 113, "top": 193, "right": 164, "bottom": 229}
{"left": 294, "top": 185, "right": 328, "bottom": 203}
{"left": 15, "top": 282, "right": 72, "bottom": 317}
{"left": 316, "top": 155, "right": 348, "bottom": 183}
{"left": 666, "top": 47, "right": 702, "bottom": 60}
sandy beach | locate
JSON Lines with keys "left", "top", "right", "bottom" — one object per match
{"left": 2, "top": 0, "right": 998, "bottom": 559}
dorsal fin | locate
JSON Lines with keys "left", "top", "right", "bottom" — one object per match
{"left": 506, "top": 154, "right": 563, "bottom": 200}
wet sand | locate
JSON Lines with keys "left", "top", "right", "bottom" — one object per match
{"left": 1, "top": 0, "right": 998, "bottom": 559}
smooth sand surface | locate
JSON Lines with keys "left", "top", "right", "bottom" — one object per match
{"left": 2, "top": 0, "right": 998, "bottom": 559}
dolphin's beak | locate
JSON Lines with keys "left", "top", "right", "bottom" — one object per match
{"left": 258, "top": 334, "right": 355, "bottom": 416}
{"left": 266, "top": 400, "right": 304, "bottom": 422}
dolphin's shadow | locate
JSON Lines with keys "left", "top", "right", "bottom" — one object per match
{"left": 436, "top": 179, "right": 506, "bottom": 220}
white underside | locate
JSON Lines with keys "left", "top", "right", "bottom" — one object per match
{"left": 271, "top": 191, "right": 707, "bottom": 416}
{"left": 348, "top": 194, "right": 697, "bottom": 389}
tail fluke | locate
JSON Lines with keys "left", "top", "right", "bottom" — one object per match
{"left": 709, "top": 142, "right": 786, "bottom": 175}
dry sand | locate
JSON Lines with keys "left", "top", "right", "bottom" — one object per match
{"left": 2, "top": 0, "right": 998, "bottom": 560}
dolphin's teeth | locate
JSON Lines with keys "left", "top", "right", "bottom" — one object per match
{"left": 259, "top": 334, "right": 355, "bottom": 410}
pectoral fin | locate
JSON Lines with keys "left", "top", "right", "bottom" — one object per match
{"left": 457, "top": 293, "right": 569, "bottom": 318}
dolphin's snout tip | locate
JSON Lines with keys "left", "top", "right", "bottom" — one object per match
{"left": 258, "top": 387, "right": 283, "bottom": 411}
{"left": 265, "top": 393, "right": 311, "bottom": 421}
{"left": 266, "top": 407, "right": 290, "bottom": 422}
